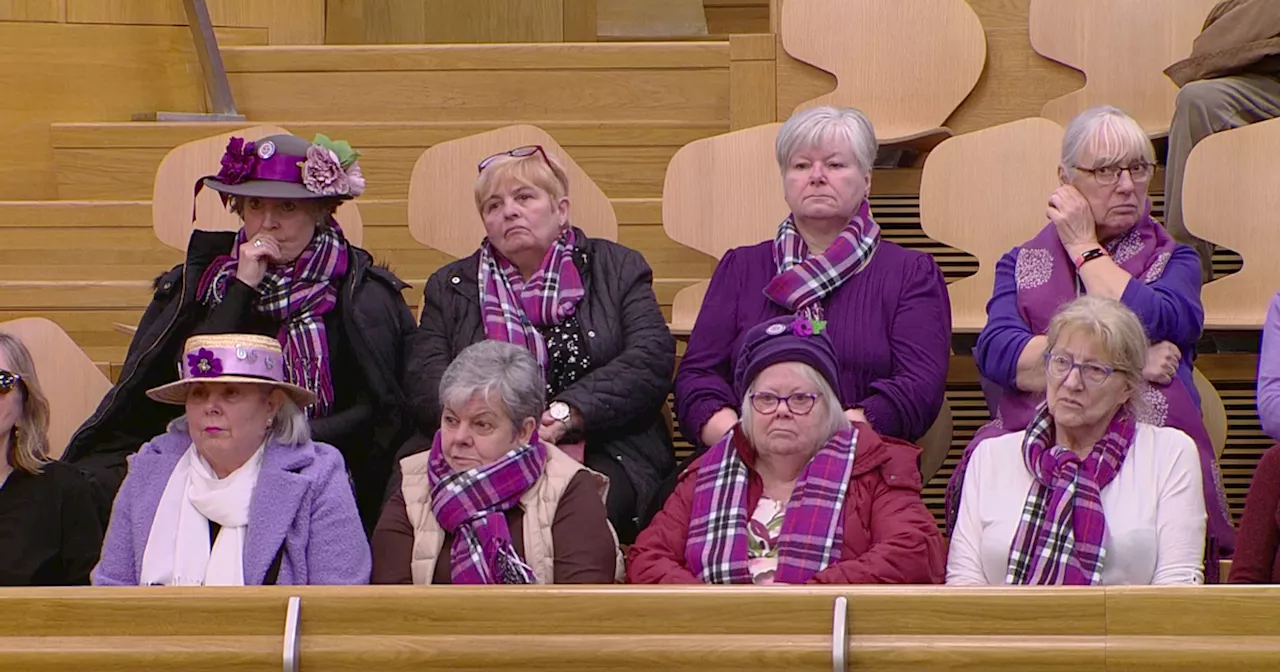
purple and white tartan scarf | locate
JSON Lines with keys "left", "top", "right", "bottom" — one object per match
{"left": 1006, "top": 403, "right": 1134, "bottom": 585}
{"left": 427, "top": 430, "right": 546, "bottom": 585}
{"left": 763, "top": 199, "right": 881, "bottom": 321}
{"left": 479, "top": 227, "right": 585, "bottom": 369}
{"left": 685, "top": 424, "right": 857, "bottom": 584}
{"left": 197, "top": 221, "right": 348, "bottom": 416}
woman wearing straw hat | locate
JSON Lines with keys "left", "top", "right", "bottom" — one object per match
{"left": 65, "top": 133, "right": 416, "bottom": 531}
{"left": 93, "top": 334, "right": 370, "bottom": 586}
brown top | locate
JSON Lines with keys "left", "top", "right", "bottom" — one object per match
{"left": 371, "top": 470, "right": 618, "bottom": 584}
{"left": 1166, "top": 0, "right": 1280, "bottom": 86}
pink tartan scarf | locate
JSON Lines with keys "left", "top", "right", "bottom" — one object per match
{"left": 197, "top": 222, "right": 348, "bottom": 416}
{"left": 479, "top": 227, "right": 585, "bottom": 369}
{"left": 685, "top": 425, "right": 857, "bottom": 584}
{"left": 427, "top": 430, "right": 546, "bottom": 585}
{"left": 763, "top": 199, "right": 881, "bottom": 321}
{"left": 1006, "top": 403, "right": 1134, "bottom": 585}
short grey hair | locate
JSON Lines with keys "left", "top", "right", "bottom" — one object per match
{"left": 439, "top": 340, "right": 546, "bottom": 431}
{"left": 1060, "top": 106, "right": 1155, "bottom": 180}
{"left": 166, "top": 387, "right": 311, "bottom": 447}
{"left": 741, "top": 363, "right": 850, "bottom": 448}
{"left": 776, "top": 105, "right": 878, "bottom": 175}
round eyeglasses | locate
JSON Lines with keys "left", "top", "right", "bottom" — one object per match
{"left": 1044, "top": 353, "right": 1117, "bottom": 387}
{"left": 749, "top": 391, "right": 818, "bottom": 415}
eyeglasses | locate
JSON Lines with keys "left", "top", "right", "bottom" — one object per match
{"left": 0, "top": 370, "right": 21, "bottom": 395}
{"left": 478, "top": 145, "right": 551, "bottom": 174}
{"left": 749, "top": 392, "right": 819, "bottom": 416}
{"left": 1044, "top": 353, "right": 1118, "bottom": 387}
{"left": 1074, "top": 162, "right": 1155, "bottom": 186}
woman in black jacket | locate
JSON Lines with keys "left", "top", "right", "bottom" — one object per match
{"left": 405, "top": 145, "right": 676, "bottom": 542}
{"left": 64, "top": 133, "right": 416, "bottom": 531}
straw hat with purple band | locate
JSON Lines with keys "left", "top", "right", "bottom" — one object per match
{"left": 198, "top": 133, "right": 366, "bottom": 203}
{"left": 147, "top": 334, "right": 317, "bottom": 407}
{"left": 732, "top": 315, "right": 842, "bottom": 401}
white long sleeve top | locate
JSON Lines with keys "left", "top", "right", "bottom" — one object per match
{"left": 946, "top": 423, "right": 1207, "bottom": 586}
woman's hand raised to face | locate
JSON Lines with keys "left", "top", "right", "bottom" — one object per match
{"left": 236, "top": 234, "right": 282, "bottom": 288}
{"left": 1047, "top": 185, "right": 1100, "bottom": 256}
{"left": 1142, "top": 340, "right": 1182, "bottom": 386}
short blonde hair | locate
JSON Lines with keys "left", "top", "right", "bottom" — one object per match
{"left": 1060, "top": 106, "right": 1156, "bottom": 180}
{"left": 473, "top": 150, "right": 570, "bottom": 212}
{"left": 775, "top": 105, "right": 878, "bottom": 175}
{"left": 1045, "top": 295, "right": 1148, "bottom": 392}
{"left": 0, "top": 333, "right": 51, "bottom": 474}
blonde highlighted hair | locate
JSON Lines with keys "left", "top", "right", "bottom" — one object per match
{"left": 1045, "top": 295, "right": 1149, "bottom": 393}
{"left": 473, "top": 150, "right": 570, "bottom": 212}
{"left": 0, "top": 333, "right": 51, "bottom": 474}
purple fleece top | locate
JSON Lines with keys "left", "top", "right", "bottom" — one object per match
{"left": 92, "top": 428, "right": 371, "bottom": 586}
{"left": 974, "top": 244, "right": 1204, "bottom": 408}
{"left": 675, "top": 239, "right": 951, "bottom": 444}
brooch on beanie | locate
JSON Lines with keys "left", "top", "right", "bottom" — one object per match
{"left": 790, "top": 316, "right": 827, "bottom": 337}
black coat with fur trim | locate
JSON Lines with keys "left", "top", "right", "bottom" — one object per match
{"left": 63, "top": 230, "right": 416, "bottom": 531}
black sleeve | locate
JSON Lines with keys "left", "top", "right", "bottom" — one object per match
{"left": 194, "top": 279, "right": 258, "bottom": 334}
{"left": 310, "top": 385, "right": 375, "bottom": 445}
{"left": 404, "top": 271, "right": 457, "bottom": 434}
{"left": 58, "top": 467, "right": 105, "bottom": 586}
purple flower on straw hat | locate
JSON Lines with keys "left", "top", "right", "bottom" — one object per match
{"left": 301, "top": 144, "right": 350, "bottom": 197}
{"left": 187, "top": 348, "right": 224, "bottom": 378}
{"left": 217, "top": 137, "right": 258, "bottom": 185}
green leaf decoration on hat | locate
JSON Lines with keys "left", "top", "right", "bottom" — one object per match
{"left": 312, "top": 133, "right": 361, "bottom": 169}
{"left": 811, "top": 319, "right": 828, "bottom": 335}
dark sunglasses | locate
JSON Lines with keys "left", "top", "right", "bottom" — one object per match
{"left": 477, "top": 145, "right": 551, "bottom": 174}
{"left": 0, "top": 370, "right": 21, "bottom": 395}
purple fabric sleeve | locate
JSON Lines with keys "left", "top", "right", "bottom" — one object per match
{"left": 674, "top": 249, "right": 744, "bottom": 442}
{"left": 1117, "top": 244, "right": 1204, "bottom": 348}
{"left": 857, "top": 254, "right": 951, "bottom": 440}
{"left": 974, "top": 250, "right": 1033, "bottom": 390}
{"left": 1258, "top": 292, "right": 1280, "bottom": 441}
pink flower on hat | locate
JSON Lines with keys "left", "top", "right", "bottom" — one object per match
{"left": 301, "top": 144, "right": 350, "bottom": 196}
{"left": 217, "top": 137, "right": 257, "bottom": 185}
{"left": 187, "top": 348, "right": 223, "bottom": 378}
{"left": 345, "top": 162, "right": 366, "bottom": 197}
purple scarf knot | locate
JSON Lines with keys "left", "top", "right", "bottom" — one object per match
{"left": 763, "top": 199, "right": 881, "bottom": 321}
{"left": 480, "top": 227, "right": 585, "bottom": 370}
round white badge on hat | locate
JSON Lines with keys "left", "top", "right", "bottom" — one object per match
{"left": 765, "top": 323, "right": 787, "bottom": 336}
{"left": 257, "top": 140, "right": 276, "bottom": 160}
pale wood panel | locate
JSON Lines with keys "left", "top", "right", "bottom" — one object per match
{"left": 919, "top": 118, "right": 1064, "bottom": 332}
{"left": 64, "top": 0, "right": 324, "bottom": 44}
{"left": 1029, "top": 0, "right": 1219, "bottom": 135}
{"left": 729, "top": 34, "right": 776, "bottom": 130}
{"left": 1195, "top": 367, "right": 1228, "bottom": 459}
{"left": 562, "top": 0, "right": 598, "bottom": 41}
{"left": 704, "top": 0, "right": 770, "bottom": 35}
{"left": 1184, "top": 117, "right": 1280, "bottom": 329}
{"left": 225, "top": 70, "right": 729, "bottom": 123}
{"left": 151, "top": 126, "right": 365, "bottom": 251}
{"left": 408, "top": 126, "right": 617, "bottom": 259}
{"left": 326, "top": 0, "right": 587, "bottom": 44}
{"left": 0, "top": 22, "right": 265, "bottom": 200}
{"left": 779, "top": 0, "right": 985, "bottom": 142}
{"left": 0, "top": 0, "right": 61, "bottom": 21}
{"left": 0, "top": 318, "right": 111, "bottom": 458}
{"left": 662, "top": 123, "right": 788, "bottom": 331}
{"left": 0, "top": 201, "right": 150, "bottom": 228}
{"left": 598, "top": 0, "right": 708, "bottom": 38}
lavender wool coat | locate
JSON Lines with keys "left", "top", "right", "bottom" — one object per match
{"left": 92, "top": 429, "right": 371, "bottom": 586}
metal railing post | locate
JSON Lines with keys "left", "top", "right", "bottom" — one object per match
{"left": 134, "top": 0, "right": 245, "bottom": 121}
{"left": 831, "top": 595, "right": 848, "bottom": 672}
{"left": 283, "top": 595, "right": 302, "bottom": 672}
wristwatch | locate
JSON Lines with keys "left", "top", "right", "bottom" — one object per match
{"left": 549, "top": 401, "right": 573, "bottom": 429}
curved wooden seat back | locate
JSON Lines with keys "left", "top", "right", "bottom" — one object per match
{"left": 1182, "top": 117, "right": 1280, "bottom": 329}
{"left": 408, "top": 125, "right": 617, "bottom": 260}
{"left": 1030, "top": 0, "right": 1220, "bottom": 136}
{"left": 0, "top": 318, "right": 111, "bottom": 459}
{"left": 662, "top": 123, "right": 789, "bottom": 333}
{"left": 917, "top": 398, "right": 953, "bottom": 485}
{"left": 779, "top": 0, "right": 985, "bottom": 143}
{"left": 1193, "top": 367, "right": 1228, "bottom": 460}
{"left": 920, "top": 118, "right": 1065, "bottom": 332}
{"left": 153, "top": 125, "right": 365, "bottom": 252}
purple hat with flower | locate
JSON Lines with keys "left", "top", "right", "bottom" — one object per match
{"left": 146, "top": 333, "right": 316, "bottom": 407}
{"left": 733, "top": 315, "right": 842, "bottom": 401}
{"left": 201, "top": 133, "right": 366, "bottom": 201}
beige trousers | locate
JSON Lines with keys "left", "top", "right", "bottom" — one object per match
{"left": 1164, "top": 72, "right": 1280, "bottom": 280}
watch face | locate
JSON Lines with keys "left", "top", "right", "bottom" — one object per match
{"left": 550, "top": 402, "right": 570, "bottom": 421}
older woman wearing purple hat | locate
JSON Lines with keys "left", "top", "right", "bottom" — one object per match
{"left": 628, "top": 315, "right": 943, "bottom": 585}
{"left": 65, "top": 133, "right": 415, "bottom": 531}
{"left": 93, "top": 334, "right": 370, "bottom": 586}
